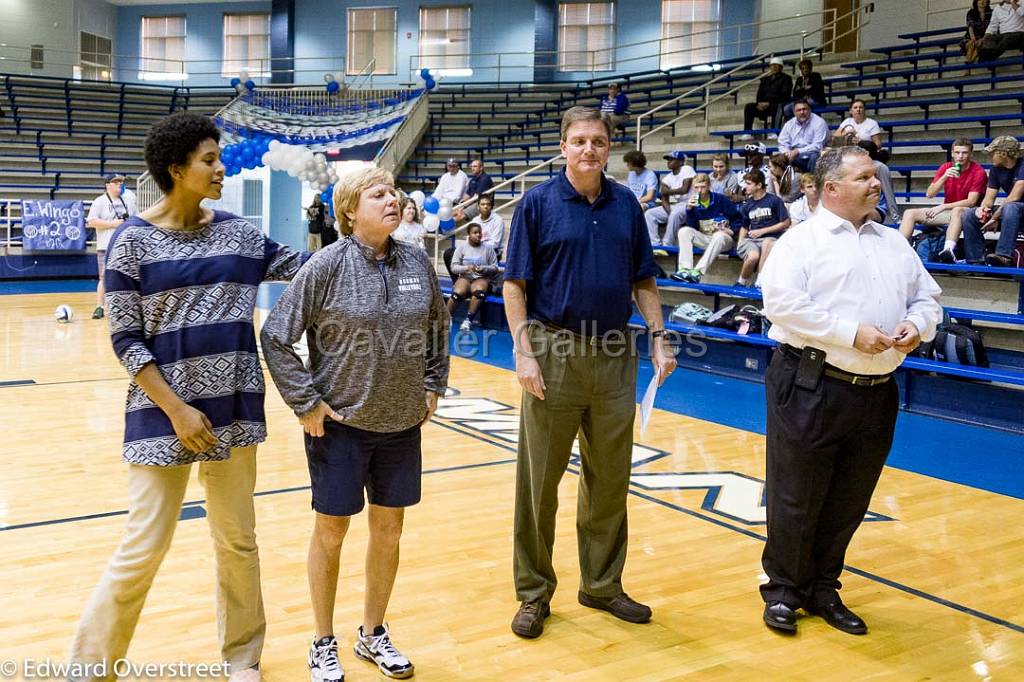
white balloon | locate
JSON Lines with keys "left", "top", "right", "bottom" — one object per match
{"left": 261, "top": 151, "right": 273, "bottom": 165}
{"left": 234, "top": 83, "right": 246, "bottom": 95}
{"left": 439, "top": 198, "right": 453, "bottom": 211}
{"left": 408, "top": 190, "right": 425, "bottom": 207}
{"left": 422, "top": 214, "right": 440, "bottom": 233}
{"left": 317, "top": 173, "right": 329, "bottom": 185}
{"left": 238, "top": 69, "right": 249, "bottom": 81}
{"left": 268, "top": 140, "right": 281, "bottom": 151}
{"left": 437, "top": 205, "right": 453, "bottom": 221}
{"left": 314, "top": 153, "right": 326, "bottom": 165}
{"left": 323, "top": 73, "right": 335, "bottom": 83}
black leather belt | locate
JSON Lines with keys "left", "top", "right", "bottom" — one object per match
{"left": 778, "top": 344, "right": 892, "bottom": 387}
{"left": 536, "top": 320, "right": 630, "bottom": 347}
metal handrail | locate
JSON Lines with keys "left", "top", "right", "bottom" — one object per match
{"left": 408, "top": 6, "right": 847, "bottom": 82}
{"left": 428, "top": 154, "right": 563, "bottom": 267}
{"left": 635, "top": 54, "right": 768, "bottom": 151}
{"left": 925, "top": 0, "right": 965, "bottom": 31}
{"left": 350, "top": 58, "right": 377, "bottom": 90}
{"left": 376, "top": 92, "right": 431, "bottom": 175}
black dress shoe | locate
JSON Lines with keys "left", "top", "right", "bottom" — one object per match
{"left": 763, "top": 601, "right": 797, "bottom": 632}
{"left": 935, "top": 249, "right": 956, "bottom": 264}
{"left": 807, "top": 601, "right": 868, "bottom": 635}
{"left": 578, "top": 591, "right": 652, "bottom": 623}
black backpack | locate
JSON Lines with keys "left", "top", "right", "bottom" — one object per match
{"left": 922, "top": 323, "right": 989, "bottom": 367}
{"left": 701, "top": 304, "right": 769, "bottom": 336}
{"left": 916, "top": 312, "right": 989, "bottom": 367}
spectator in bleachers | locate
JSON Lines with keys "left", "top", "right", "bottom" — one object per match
{"left": 857, "top": 141, "right": 900, "bottom": 224}
{"left": 778, "top": 100, "right": 829, "bottom": 172}
{"left": 624, "top": 150, "right": 658, "bottom": 209}
{"left": 709, "top": 153, "right": 740, "bottom": 197}
{"left": 783, "top": 59, "right": 827, "bottom": 119}
{"left": 434, "top": 158, "right": 469, "bottom": 206}
{"left": 832, "top": 100, "right": 883, "bottom": 149}
{"left": 670, "top": 173, "right": 743, "bottom": 283}
{"left": 454, "top": 158, "right": 494, "bottom": 221}
{"left": 393, "top": 198, "right": 427, "bottom": 250}
{"left": 898, "top": 138, "right": 987, "bottom": 260}
{"left": 962, "top": 0, "right": 994, "bottom": 62}
{"left": 447, "top": 222, "right": 500, "bottom": 332}
{"left": 952, "top": 135, "right": 1024, "bottom": 265}
{"left": 472, "top": 194, "right": 506, "bottom": 259}
{"left": 644, "top": 151, "right": 696, "bottom": 246}
{"left": 87, "top": 172, "right": 136, "bottom": 320}
{"left": 735, "top": 169, "right": 791, "bottom": 287}
{"left": 788, "top": 173, "right": 821, "bottom": 224}
{"left": 740, "top": 57, "right": 792, "bottom": 139}
{"left": 978, "top": 0, "right": 1024, "bottom": 61}
{"left": 732, "top": 142, "right": 773, "bottom": 202}
{"left": 768, "top": 152, "right": 801, "bottom": 202}
{"left": 599, "top": 82, "right": 631, "bottom": 134}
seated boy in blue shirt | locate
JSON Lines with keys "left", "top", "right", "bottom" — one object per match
{"left": 735, "top": 169, "right": 790, "bottom": 287}
{"left": 670, "top": 173, "right": 743, "bottom": 283}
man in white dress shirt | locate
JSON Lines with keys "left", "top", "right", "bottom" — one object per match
{"left": 757, "top": 146, "right": 942, "bottom": 636}
{"left": 434, "top": 158, "right": 469, "bottom": 205}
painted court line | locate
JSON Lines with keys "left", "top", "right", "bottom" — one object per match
{"left": 2, "top": 402, "right": 1020, "bottom": 635}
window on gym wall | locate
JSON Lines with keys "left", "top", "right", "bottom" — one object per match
{"left": 139, "top": 15, "right": 186, "bottom": 80}
{"left": 418, "top": 6, "right": 471, "bottom": 76}
{"left": 223, "top": 13, "right": 271, "bottom": 77}
{"left": 558, "top": 2, "right": 615, "bottom": 72}
{"left": 348, "top": 8, "right": 398, "bottom": 75}
{"left": 79, "top": 32, "right": 112, "bottom": 82}
{"left": 660, "top": 0, "right": 721, "bottom": 69}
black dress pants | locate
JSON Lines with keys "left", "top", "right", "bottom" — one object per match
{"left": 744, "top": 102, "right": 780, "bottom": 131}
{"left": 760, "top": 349, "right": 898, "bottom": 608}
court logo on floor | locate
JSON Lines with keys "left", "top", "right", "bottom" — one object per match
{"left": 432, "top": 395, "right": 894, "bottom": 526}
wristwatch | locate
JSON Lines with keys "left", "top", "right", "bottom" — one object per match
{"left": 650, "top": 329, "right": 666, "bottom": 339}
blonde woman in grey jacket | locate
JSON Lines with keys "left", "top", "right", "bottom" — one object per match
{"left": 260, "top": 166, "right": 449, "bottom": 682}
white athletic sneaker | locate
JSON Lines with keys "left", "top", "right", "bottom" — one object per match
{"left": 354, "top": 624, "right": 414, "bottom": 679}
{"left": 459, "top": 319, "right": 472, "bottom": 332}
{"left": 309, "top": 635, "right": 345, "bottom": 682}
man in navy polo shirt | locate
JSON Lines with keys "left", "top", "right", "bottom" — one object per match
{"left": 503, "top": 106, "right": 677, "bottom": 640}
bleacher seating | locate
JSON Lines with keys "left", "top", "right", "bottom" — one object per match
{"left": 404, "top": 29, "right": 1024, "bottom": 428}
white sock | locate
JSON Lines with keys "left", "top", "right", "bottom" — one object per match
{"left": 736, "top": 277, "right": 750, "bottom": 286}
{"left": 944, "top": 240, "right": 957, "bottom": 253}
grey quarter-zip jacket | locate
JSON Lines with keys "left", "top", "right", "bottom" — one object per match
{"left": 261, "top": 233, "right": 450, "bottom": 433}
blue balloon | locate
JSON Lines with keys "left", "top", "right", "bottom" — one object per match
{"left": 424, "top": 78, "right": 436, "bottom": 90}
{"left": 420, "top": 68, "right": 431, "bottom": 80}
{"left": 245, "top": 79, "right": 256, "bottom": 91}
{"left": 440, "top": 218, "right": 456, "bottom": 232}
{"left": 422, "top": 195, "right": 439, "bottom": 215}
{"left": 230, "top": 77, "right": 240, "bottom": 87}
{"left": 326, "top": 81, "right": 340, "bottom": 94}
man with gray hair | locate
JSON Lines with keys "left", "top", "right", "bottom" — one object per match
{"left": 757, "top": 146, "right": 941, "bottom": 635}
{"left": 503, "top": 105, "right": 676, "bottom": 640}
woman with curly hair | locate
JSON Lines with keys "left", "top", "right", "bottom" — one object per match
{"left": 67, "top": 112, "right": 305, "bottom": 682}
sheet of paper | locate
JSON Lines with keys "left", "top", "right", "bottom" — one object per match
{"left": 639, "top": 369, "right": 660, "bottom": 436}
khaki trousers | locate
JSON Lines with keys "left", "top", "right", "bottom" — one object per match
{"left": 513, "top": 326, "right": 638, "bottom": 603}
{"left": 676, "top": 227, "right": 736, "bottom": 273}
{"left": 68, "top": 446, "right": 265, "bottom": 681}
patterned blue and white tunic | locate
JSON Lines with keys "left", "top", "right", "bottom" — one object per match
{"left": 105, "top": 211, "right": 304, "bottom": 466}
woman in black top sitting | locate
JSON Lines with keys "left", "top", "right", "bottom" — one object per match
{"left": 962, "top": 0, "right": 993, "bottom": 63}
{"left": 783, "top": 59, "right": 826, "bottom": 120}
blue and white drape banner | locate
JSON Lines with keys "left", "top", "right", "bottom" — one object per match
{"left": 22, "top": 200, "right": 86, "bottom": 251}
{"left": 215, "top": 88, "right": 424, "bottom": 152}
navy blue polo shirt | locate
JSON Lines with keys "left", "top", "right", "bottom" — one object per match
{"left": 504, "top": 169, "right": 660, "bottom": 335}
{"left": 466, "top": 171, "right": 494, "bottom": 198}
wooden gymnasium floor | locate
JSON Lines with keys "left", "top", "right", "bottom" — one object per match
{"left": 1, "top": 289, "right": 1022, "bottom": 681}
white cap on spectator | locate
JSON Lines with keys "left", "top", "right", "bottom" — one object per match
{"left": 769, "top": 57, "right": 784, "bottom": 66}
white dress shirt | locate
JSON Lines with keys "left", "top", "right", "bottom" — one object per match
{"left": 759, "top": 205, "right": 942, "bottom": 375}
{"left": 434, "top": 170, "right": 469, "bottom": 204}
{"left": 987, "top": 2, "right": 1024, "bottom": 35}
{"left": 778, "top": 113, "right": 830, "bottom": 155}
